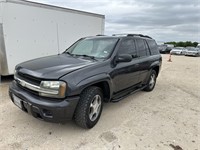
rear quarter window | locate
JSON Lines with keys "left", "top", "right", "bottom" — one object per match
{"left": 146, "top": 40, "right": 159, "bottom": 55}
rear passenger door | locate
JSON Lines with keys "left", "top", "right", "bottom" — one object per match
{"left": 135, "top": 38, "right": 151, "bottom": 83}
{"left": 111, "top": 38, "right": 140, "bottom": 93}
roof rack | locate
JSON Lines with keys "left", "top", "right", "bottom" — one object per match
{"left": 112, "top": 33, "right": 152, "bottom": 39}
{"left": 96, "top": 34, "right": 106, "bottom": 36}
{"left": 112, "top": 33, "right": 129, "bottom": 36}
{"left": 127, "top": 34, "right": 152, "bottom": 39}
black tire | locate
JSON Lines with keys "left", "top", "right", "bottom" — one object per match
{"left": 74, "top": 86, "right": 103, "bottom": 129}
{"left": 143, "top": 70, "right": 157, "bottom": 92}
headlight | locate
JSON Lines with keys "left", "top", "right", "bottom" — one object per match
{"left": 39, "top": 81, "right": 67, "bottom": 98}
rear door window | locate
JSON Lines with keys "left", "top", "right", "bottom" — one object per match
{"left": 135, "top": 39, "right": 147, "bottom": 57}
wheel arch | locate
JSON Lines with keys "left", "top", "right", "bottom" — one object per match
{"left": 152, "top": 66, "right": 160, "bottom": 77}
{"left": 91, "top": 81, "right": 111, "bottom": 102}
{"left": 75, "top": 74, "right": 113, "bottom": 102}
{"left": 150, "top": 60, "right": 161, "bottom": 77}
{"left": 143, "top": 64, "right": 160, "bottom": 85}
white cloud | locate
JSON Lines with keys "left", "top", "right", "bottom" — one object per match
{"left": 30, "top": 0, "right": 200, "bottom": 42}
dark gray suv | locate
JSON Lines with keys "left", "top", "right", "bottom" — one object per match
{"left": 9, "top": 34, "right": 162, "bottom": 128}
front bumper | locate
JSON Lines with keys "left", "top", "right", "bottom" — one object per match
{"left": 9, "top": 81, "right": 79, "bottom": 123}
{"left": 185, "top": 53, "right": 198, "bottom": 56}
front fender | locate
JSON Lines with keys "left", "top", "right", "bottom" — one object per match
{"left": 66, "top": 73, "right": 113, "bottom": 98}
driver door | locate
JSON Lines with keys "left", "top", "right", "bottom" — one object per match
{"left": 110, "top": 38, "right": 140, "bottom": 93}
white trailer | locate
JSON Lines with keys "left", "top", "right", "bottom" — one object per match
{"left": 0, "top": 0, "right": 105, "bottom": 76}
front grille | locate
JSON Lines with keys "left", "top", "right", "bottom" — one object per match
{"left": 17, "top": 72, "right": 41, "bottom": 86}
{"left": 17, "top": 83, "right": 39, "bottom": 96}
{"left": 15, "top": 71, "right": 42, "bottom": 95}
{"left": 187, "top": 52, "right": 195, "bottom": 55}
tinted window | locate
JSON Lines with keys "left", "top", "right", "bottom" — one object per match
{"left": 135, "top": 39, "right": 147, "bottom": 57}
{"left": 146, "top": 40, "right": 159, "bottom": 55}
{"left": 144, "top": 40, "right": 150, "bottom": 56}
{"left": 118, "top": 39, "right": 137, "bottom": 55}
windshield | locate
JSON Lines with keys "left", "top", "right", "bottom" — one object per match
{"left": 173, "top": 47, "right": 182, "bottom": 50}
{"left": 66, "top": 38, "right": 119, "bottom": 59}
{"left": 175, "top": 47, "right": 183, "bottom": 49}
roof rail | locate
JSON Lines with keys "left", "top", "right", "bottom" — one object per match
{"left": 127, "top": 34, "right": 152, "bottom": 39}
{"left": 112, "top": 33, "right": 128, "bottom": 36}
{"left": 96, "top": 34, "right": 106, "bottom": 36}
{"left": 112, "top": 33, "right": 152, "bottom": 39}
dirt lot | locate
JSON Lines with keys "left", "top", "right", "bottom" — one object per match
{"left": 0, "top": 54, "right": 199, "bottom": 150}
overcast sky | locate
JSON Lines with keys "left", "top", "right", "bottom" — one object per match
{"left": 31, "top": 0, "right": 200, "bottom": 43}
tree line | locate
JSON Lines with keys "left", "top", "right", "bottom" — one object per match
{"left": 164, "top": 41, "right": 199, "bottom": 47}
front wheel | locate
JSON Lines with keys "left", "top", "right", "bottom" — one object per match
{"left": 74, "top": 86, "right": 103, "bottom": 129}
{"left": 143, "top": 70, "right": 157, "bottom": 92}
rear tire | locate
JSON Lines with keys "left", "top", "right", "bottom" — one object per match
{"left": 74, "top": 86, "right": 103, "bottom": 129}
{"left": 143, "top": 70, "right": 157, "bottom": 92}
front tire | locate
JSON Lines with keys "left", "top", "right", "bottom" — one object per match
{"left": 74, "top": 86, "right": 103, "bottom": 129}
{"left": 143, "top": 70, "right": 157, "bottom": 92}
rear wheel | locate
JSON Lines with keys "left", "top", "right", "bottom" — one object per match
{"left": 143, "top": 70, "right": 157, "bottom": 92}
{"left": 74, "top": 86, "right": 103, "bottom": 129}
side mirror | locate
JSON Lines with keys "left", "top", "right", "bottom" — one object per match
{"left": 116, "top": 54, "right": 132, "bottom": 63}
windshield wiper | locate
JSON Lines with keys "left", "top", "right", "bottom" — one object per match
{"left": 65, "top": 52, "right": 97, "bottom": 60}
{"left": 66, "top": 52, "right": 73, "bottom": 56}
{"left": 76, "top": 54, "right": 97, "bottom": 60}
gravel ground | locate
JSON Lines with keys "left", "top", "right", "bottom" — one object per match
{"left": 0, "top": 54, "right": 199, "bottom": 150}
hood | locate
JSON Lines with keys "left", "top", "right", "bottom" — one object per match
{"left": 16, "top": 54, "right": 96, "bottom": 79}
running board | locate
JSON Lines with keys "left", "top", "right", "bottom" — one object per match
{"left": 111, "top": 85, "right": 147, "bottom": 102}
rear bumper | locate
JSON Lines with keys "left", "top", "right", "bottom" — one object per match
{"left": 9, "top": 81, "right": 79, "bottom": 123}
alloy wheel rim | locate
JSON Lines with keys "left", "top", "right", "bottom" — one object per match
{"left": 89, "top": 95, "right": 102, "bottom": 122}
{"left": 149, "top": 74, "right": 156, "bottom": 89}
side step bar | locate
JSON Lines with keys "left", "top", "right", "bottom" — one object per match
{"left": 111, "top": 85, "right": 147, "bottom": 102}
